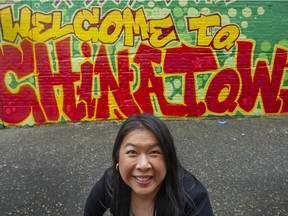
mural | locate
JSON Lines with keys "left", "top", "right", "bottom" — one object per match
{"left": 0, "top": 0, "right": 288, "bottom": 127}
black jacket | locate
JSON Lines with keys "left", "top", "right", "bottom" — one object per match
{"left": 84, "top": 167, "right": 213, "bottom": 216}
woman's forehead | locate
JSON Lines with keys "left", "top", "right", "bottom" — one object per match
{"left": 121, "top": 128, "right": 158, "bottom": 146}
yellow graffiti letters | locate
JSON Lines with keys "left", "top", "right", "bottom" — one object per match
{"left": 149, "top": 15, "right": 178, "bottom": 48}
{"left": 0, "top": 6, "right": 32, "bottom": 42}
{"left": 32, "top": 11, "right": 73, "bottom": 42}
{"left": 0, "top": 6, "right": 177, "bottom": 48}
{"left": 73, "top": 7, "right": 176, "bottom": 47}
{"left": 187, "top": 13, "right": 239, "bottom": 50}
{"left": 98, "top": 10, "right": 124, "bottom": 44}
{"left": 73, "top": 8, "right": 100, "bottom": 42}
{"left": 73, "top": 7, "right": 149, "bottom": 45}
{"left": 212, "top": 25, "right": 240, "bottom": 50}
{"left": 122, "top": 7, "right": 149, "bottom": 47}
{"left": 187, "top": 14, "right": 221, "bottom": 46}
{"left": 0, "top": 6, "right": 73, "bottom": 42}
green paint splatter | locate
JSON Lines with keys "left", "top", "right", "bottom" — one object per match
{"left": 176, "top": 19, "right": 186, "bottom": 29}
{"left": 261, "top": 41, "right": 271, "bottom": 52}
{"left": 154, "top": 66, "right": 162, "bottom": 75}
{"left": 165, "top": 76, "right": 183, "bottom": 102}
{"left": 152, "top": 96, "right": 158, "bottom": 112}
{"left": 179, "top": 33, "right": 192, "bottom": 45}
{"left": 173, "top": 7, "right": 183, "bottom": 18}
{"left": 283, "top": 70, "right": 288, "bottom": 87}
{"left": 93, "top": 77, "right": 99, "bottom": 97}
{"left": 279, "top": 39, "right": 288, "bottom": 48}
{"left": 131, "top": 64, "right": 139, "bottom": 91}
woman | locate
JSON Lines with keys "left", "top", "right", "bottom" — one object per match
{"left": 84, "top": 113, "right": 213, "bottom": 216}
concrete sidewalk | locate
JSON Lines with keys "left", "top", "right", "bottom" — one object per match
{"left": 0, "top": 116, "right": 288, "bottom": 216}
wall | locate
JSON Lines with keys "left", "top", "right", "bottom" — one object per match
{"left": 0, "top": 0, "right": 288, "bottom": 127}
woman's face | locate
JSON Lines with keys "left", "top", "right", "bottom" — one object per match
{"left": 118, "top": 128, "right": 167, "bottom": 200}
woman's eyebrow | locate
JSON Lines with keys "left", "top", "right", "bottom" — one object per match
{"left": 125, "top": 143, "right": 137, "bottom": 147}
{"left": 124, "top": 143, "right": 160, "bottom": 147}
{"left": 151, "top": 143, "right": 160, "bottom": 147}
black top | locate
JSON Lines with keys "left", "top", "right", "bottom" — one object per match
{"left": 84, "top": 167, "right": 214, "bottom": 216}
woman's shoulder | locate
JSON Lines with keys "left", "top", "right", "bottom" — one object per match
{"left": 104, "top": 167, "right": 113, "bottom": 180}
{"left": 179, "top": 166, "right": 214, "bottom": 215}
{"left": 92, "top": 167, "right": 113, "bottom": 188}
{"left": 179, "top": 166, "right": 203, "bottom": 191}
{"left": 84, "top": 168, "right": 114, "bottom": 216}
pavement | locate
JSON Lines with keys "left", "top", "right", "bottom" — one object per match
{"left": 0, "top": 116, "right": 288, "bottom": 216}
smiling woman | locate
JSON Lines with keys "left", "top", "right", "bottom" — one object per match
{"left": 84, "top": 113, "right": 214, "bottom": 216}
{"left": 118, "top": 128, "right": 167, "bottom": 213}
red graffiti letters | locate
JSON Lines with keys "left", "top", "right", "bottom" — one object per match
{"left": 0, "top": 37, "right": 287, "bottom": 125}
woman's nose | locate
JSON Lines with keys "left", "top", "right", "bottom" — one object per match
{"left": 136, "top": 154, "right": 152, "bottom": 169}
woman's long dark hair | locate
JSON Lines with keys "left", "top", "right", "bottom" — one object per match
{"left": 109, "top": 113, "right": 184, "bottom": 216}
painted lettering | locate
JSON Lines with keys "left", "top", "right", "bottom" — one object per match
{"left": 1, "top": 1, "right": 288, "bottom": 127}
{"left": 187, "top": 14, "right": 240, "bottom": 50}
{"left": 1, "top": 38, "right": 287, "bottom": 125}
{"left": 0, "top": 6, "right": 177, "bottom": 48}
{"left": 0, "top": 40, "right": 45, "bottom": 124}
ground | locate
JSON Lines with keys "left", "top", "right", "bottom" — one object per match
{"left": 0, "top": 116, "right": 287, "bottom": 215}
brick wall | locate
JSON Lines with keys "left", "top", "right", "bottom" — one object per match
{"left": 0, "top": 0, "right": 288, "bottom": 127}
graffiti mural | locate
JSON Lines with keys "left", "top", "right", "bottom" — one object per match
{"left": 0, "top": 0, "right": 288, "bottom": 126}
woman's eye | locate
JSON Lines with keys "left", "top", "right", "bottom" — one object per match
{"left": 126, "top": 150, "right": 137, "bottom": 155}
{"left": 150, "top": 150, "right": 161, "bottom": 155}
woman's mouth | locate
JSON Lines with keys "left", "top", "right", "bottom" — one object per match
{"left": 134, "top": 176, "right": 152, "bottom": 185}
